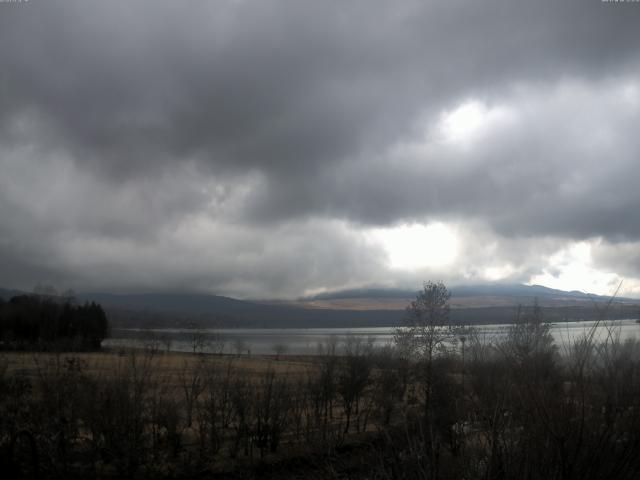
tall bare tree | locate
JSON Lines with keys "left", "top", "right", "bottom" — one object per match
{"left": 394, "top": 281, "right": 461, "bottom": 476}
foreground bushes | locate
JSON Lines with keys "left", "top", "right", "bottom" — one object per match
{"left": 1, "top": 324, "right": 640, "bottom": 479}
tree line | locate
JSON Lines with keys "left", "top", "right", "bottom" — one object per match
{"left": 0, "top": 295, "right": 109, "bottom": 350}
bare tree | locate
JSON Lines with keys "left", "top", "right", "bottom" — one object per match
{"left": 209, "top": 330, "right": 226, "bottom": 355}
{"left": 233, "top": 338, "right": 248, "bottom": 357}
{"left": 139, "top": 329, "right": 162, "bottom": 354}
{"left": 394, "top": 281, "right": 458, "bottom": 359}
{"left": 179, "top": 358, "right": 206, "bottom": 428}
{"left": 190, "top": 329, "right": 209, "bottom": 354}
{"left": 338, "top": 336, "right": 372, "bottom": 433}
{"left": 272, "top": 343, "right": 288, "bottom": 360}
{"left": 394, "top": 281, "right": 461, "bottom": 476}
{"left": 160, "top": 333, "right": 173, "bottom": 353}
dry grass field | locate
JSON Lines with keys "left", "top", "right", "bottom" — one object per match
{"left": 1, "top": 350, "right": 315, "bottom": 380}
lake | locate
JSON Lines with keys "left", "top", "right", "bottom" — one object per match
{"left": 103, "top": 319, "right": 640, "bottom": 355}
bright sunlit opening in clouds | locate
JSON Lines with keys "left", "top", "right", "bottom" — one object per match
{"left": 529, "top": 241, "right": 621, "bottom": 296}
{"left": 438, "top": 100, "right": 515, "bottom": 147}
{"left": 368, "top": 223, "right": 458, "bottom": 270}
{"left": 483, "top": 264, "right": 516, "bottom": 281}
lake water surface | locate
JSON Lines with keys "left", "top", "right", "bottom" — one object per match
{"left": 103, "top": 319, "right": 640, "bottom": 355}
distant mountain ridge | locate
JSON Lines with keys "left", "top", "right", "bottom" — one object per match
{"left": 306, "top": 283, "right": 633, "bottom": 303}
{"left": 1, "top": 283, "right": 638, "bottom": 329}
{"left": 77, "top": 292, "right": 264, "bottom": 315}
{"left": 296, "top": 283, "right": 638, "bottom": 311}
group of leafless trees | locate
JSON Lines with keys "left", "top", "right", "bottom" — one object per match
{"left": 1, "top": 281, "right": 640, "bottom": 479}
{"left": 0, "top": 339, "right": 401, "bottom": 478}
{"left": 379, "top": 281, "right": 640, "bottom": 480}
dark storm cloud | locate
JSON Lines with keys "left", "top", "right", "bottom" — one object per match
{"left": 271, "top": 80, "right": 640, "bottom": 240}
{"left": 2, "top": 0, "right": 640, "bottom": 295}
{"left": 2, "top": 0, "right": 639, "bottom": 178}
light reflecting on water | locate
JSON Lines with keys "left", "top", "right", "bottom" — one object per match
{"left": 102, "top": 319, "right": 640, "bottom": 355}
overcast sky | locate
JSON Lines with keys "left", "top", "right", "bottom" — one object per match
{"left": 1, "top": 0, "right": 640, "bottom": 299}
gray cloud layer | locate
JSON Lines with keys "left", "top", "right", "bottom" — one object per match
{"left": 1, "top": 0, "right": 640, "bottom": 297}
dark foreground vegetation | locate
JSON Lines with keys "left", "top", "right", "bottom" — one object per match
{"left": 1, "top": 283, "right": 640, "bottom": 479}
{"left": 0, "top": 295, "right": 109, "bottom": 351}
